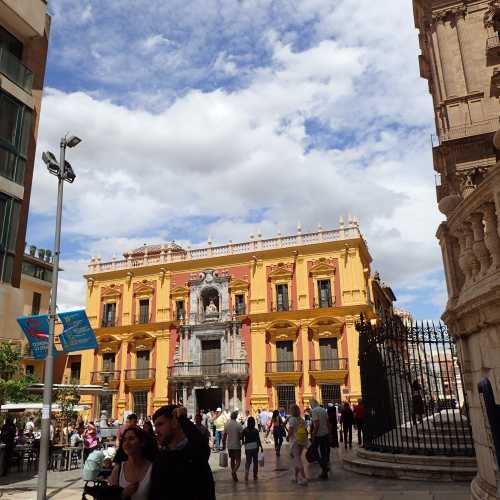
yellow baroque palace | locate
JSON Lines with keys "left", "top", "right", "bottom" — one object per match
{"left": 77, "top": 219, "right": 395, "bottom": 420}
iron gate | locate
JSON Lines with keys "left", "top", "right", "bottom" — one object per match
{"left": 357, "top": 316, "right": 474, "bottom": 456}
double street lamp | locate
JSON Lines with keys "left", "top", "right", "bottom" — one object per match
{"left": 37, "top": 135, "right": 81, "bottom": 500}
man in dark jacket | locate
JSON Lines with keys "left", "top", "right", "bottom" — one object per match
{"left": 149, "top": 405, "right": 215, "bottom": 500}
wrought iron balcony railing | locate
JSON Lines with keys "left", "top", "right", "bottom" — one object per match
{"left": 313, "top": 298, "right": 334, "bottom": 309}
{"left": 168, "top": 361, "right": 249, "bottom": 378}
{"left": 90, "top": 370, "right": 120, "bottom": 384}
{"left": 265, "top": 360, "right": 303, "bottom": 373}
{"left": 134, "top": 314, "right": 152, "bottom": 325}
{"left": 0, "top": 46, "right": 33, "bottom": 93}
{"left": 270, "top": 302, "right": 294, "bottom": 312}
{"left": 234, "top": 305, "right": 246, "bottom": 315}
{"left": 309, "top": 358, "right": 348, "bottom": 371}
{"left": 125, "top": 368, "right": 155, "bottom": 380}
{"left": 101, "top": 317, "right": 116, "bottom": 328}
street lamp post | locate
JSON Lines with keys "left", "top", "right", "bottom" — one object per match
{"left": 37, "top": 135, "right": 81, "bottom": 500}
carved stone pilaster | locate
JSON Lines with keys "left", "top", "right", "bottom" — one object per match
{"left": 470, "top": 212, "right": 491, "bottom": 277}
{"left": 463, "top": 222, "right": 481, "bottom": 281}
{"left": 483, "top": 203, "right": 500, "bottom": 270}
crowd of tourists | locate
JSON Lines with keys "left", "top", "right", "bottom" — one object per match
{"left": 79, "top": 399, "right": 366, "bottom": 497}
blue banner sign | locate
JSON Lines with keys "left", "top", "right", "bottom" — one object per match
{"left": 59, "top": 310, "right": 98, "bottom": 353}
{"left": 16, "top": 314, "right": 50, "bottom": 359}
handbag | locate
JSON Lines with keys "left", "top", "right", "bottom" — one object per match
{"left": 82, "top": 480, "right": 123, "bottom": 500}
{"left": 305, "top": 445, "right": 318, "bottom": 464}
{"left": 219, "top": 451, "right": 228, "bottom": 468}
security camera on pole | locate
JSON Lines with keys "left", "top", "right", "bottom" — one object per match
{"left": 37, "top": 135, "right": 81, "bottom": 500}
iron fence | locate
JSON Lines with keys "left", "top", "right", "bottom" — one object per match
{"left": 357, "top": 316, "right": 474, "bottom": 457}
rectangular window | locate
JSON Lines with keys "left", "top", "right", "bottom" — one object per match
{"left": 276, "top": 340, "right": 294, "bottom": 372}
{"left": 317, "top": 279, "right": 332, "bottom": 308}
{"left": 136, "top": 351, "right": 150, "bottom": 378}
{"left": 103, "top": 303, "right": 116, "bottom": 327}
{"left": 102, "top": 353, "right": 116, "bottom": 372}
{"left": 276, "top": 385, "right": 296, "bottom": 414}
{"left": 0, "top": 93, "right": 19, "bottom": 145}
{"left": 235, "top": 294, "right": 245, "bottom": 315}
{"left": 25, "top": 364, "right": 34, "bottom": 375}
{"left": 139, "top": 299, "right": 149, "bottom": 324}
{"left": 319, "top": 338, "right": 339, "bottom": 370}
{"left": 70, "top": 362, "right": 81, "bottom": 384}
{"left": 133, "top": 391, "right": 148, "bottom": 418}
{"left": 0, "top": 26, "right": 23, "bottom": 59}
{"left": 320, "top": 384, "right": 341, "bottom": 405}
{"left": 0, "top": 194, "right": 21, "bottom": 284}
{"left": 100, "top": 394, "right": 113, "bottom": 419}
{"left": 175, "top": 300, "right": 185, "bottom": 320}
{"left": 31, "top": 292, "right": 41, "bottom": 315}
{"left": 276, "top": 284, "right": 289, "bottom": 311}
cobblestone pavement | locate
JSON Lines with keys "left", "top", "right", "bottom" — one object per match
{"left": 0, "top": 443, "right": 470, "bottom": 499}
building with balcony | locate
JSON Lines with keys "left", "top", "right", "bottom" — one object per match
{"left": 0, "top": 1, "right": 50, "bottom": 338}
{"left": 413, "top": 2, "right": 500, "bottom": 499}
{"left": 78, "top": 220, "right": 395, "bottom": 420}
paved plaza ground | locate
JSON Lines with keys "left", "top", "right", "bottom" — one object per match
{"left": 0, "top": 443, "right": 470, "bottom": 499}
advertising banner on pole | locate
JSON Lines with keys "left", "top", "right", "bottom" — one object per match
{"left": 16, "top": 315, "right": 51, "bottom": 359}
{"left": 58, "top": 310, "right": 98, "bottom": 353}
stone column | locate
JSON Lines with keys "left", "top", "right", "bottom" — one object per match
{"left": 455, "top": 12, "right": 478, "bottom": 93}
{"left": 182, "top": 385, "right": 188, "bottom": 406}
{"left": 233, "top": 383, "right": 237, "bottom": 410}
{"left": 225, "top": 384, "right": 229, "bottom": 409}
{"left": 470, "top": 212, "right": 491, "bottom": 276}
{"left": 483, "top": 203, "right": 500, "bottom": 270}
{"left": 241, "top": 383, "right": 246, "bottom": 414}
{"left": 191, "top": 386, "right": 196, "bottom": 415}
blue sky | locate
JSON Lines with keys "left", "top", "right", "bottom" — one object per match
{"left": 28, "top": 0, "right": 446, "bottom": 319}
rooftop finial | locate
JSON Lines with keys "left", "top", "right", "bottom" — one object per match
{"left": 297, "top": 221, "right": 302, "bottom": 233}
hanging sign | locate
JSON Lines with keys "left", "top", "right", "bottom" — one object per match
{"left": 16, "top": 314, "right": 51, "bottom": 359}
{"left": 58, "top": 309, "right": 98, "bottom": 353}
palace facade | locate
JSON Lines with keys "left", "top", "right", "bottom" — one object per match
{"left": 78, "top": 219, "right": 395, "bottom": 420}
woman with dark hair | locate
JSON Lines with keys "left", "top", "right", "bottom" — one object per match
{"left": 142, "top": 421, "right": 156, "bottom": 443}
{"left": 110, "top": 427, "right": 156, "bottom": 500}
{"left": 242, "top": 416, "right": 263, "bottom": 481}
{"left": 269, "top": 410, "right": 286, "bottom": 457}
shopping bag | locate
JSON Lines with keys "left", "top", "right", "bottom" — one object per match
{"left": 305, "top": 445, "right": 318, "bottom": 464}
{"left": 219, "top": 451, "right": 228, "bottom": 468}
{"left": 258, "top": 451, "right": 264, "bottom": 467}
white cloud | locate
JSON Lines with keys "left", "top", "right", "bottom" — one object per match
{"left": 30, "top": 0, "right": 444, "bottom": 318}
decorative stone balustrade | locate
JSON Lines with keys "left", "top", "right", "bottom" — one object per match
{"left": 438, "top": 167, "right": 500, "bottom": 308}
{"left": 87, "top": 223, "right": 362, "bottom": 273}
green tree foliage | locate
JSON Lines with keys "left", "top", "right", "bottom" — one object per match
{"left": 0, "top": 342, "right": 39, "bottom": 405}
{"left": 54, "top": 385, "right": 80, "bottom": 426}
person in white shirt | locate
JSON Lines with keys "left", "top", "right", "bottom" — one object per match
{"left": 24, "top": 416, "right": 35, "bottom": 436}
{"left": 310, "top": 399, "right": 330, "bottom": 480}
{"left": 222, "top": 411, "right": 243, "bottom": 482}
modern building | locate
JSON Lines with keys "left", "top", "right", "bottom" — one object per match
{"left": 0, "top": 1, "right": 51, "bottom": 339}
{"left": 78, "top": 219, "right": 395, "bottom": 420}
{"left": 413, "top": 1, "right": 500, "bottom": 499}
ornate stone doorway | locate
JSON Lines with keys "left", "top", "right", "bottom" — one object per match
{"left": 196, "top": 387, "right": 223, "bottom": 412}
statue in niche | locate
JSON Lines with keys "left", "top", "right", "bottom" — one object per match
{"left": 206, "top": 299, "right": 218, "bottom": 314}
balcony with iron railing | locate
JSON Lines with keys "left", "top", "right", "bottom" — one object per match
{"left": 265, "top": 360, "right": 303, "bottom": 383}
{"left": 134, "top": 314, "right": 152, "bottom": 325}
{"left": 312, "top": 297, "right": 335, "bottom": 309}
{"left": 269, "top": 302, "right": 294, "bottom": 313}
{"left": 309, "top": 357, "right": 348, "bottom": 383}
{"left": 124, "top": 368, "right": 156, "bottom": 389}
{"left": 168, "top": 361, "right": 249, "bottom": 379}
{"left": 432, "top": 117, "right": 500, "bottom": 145}
{"left": 101, "top": 317, "right": 116, "bottom": 328}
{"left": 91, "top": 370, "right": 121, "bottom": 389}
{"left": 0, "top": 46, "right": 33, "bottom": 93}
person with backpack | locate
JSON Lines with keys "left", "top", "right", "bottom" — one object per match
{"left": 286, "top": 405, "right": 308, "bottom": 486}
{"left": 241, "top": 416, "right": 263, "bottom": 481}
{"left": 268, "top": 410, "right": 286, "bottom": 457}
